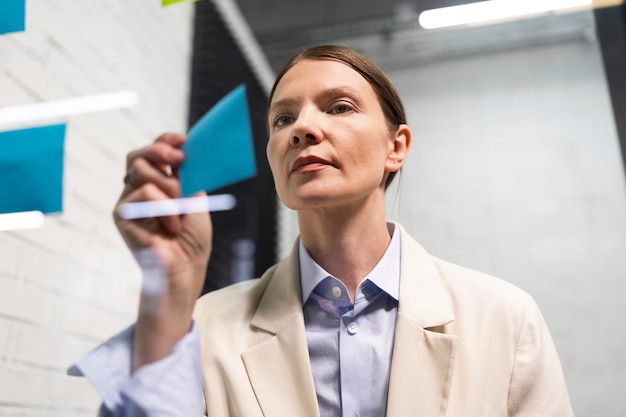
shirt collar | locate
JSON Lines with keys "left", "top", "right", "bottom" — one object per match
{"left": 299, "top": 222, "right": 401, "bottom": 303}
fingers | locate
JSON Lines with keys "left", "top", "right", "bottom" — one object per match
{"left": 125, "top": 133, "right": 185, "bottom": 194}
{"left": 127, "top": 133, "right": 185, "bottom": 168}
{"left": 116, "top": 182, "right": 183, "bottom": 240}
{"left": 116, "top": 133, "right": 188, "bottom": 237}
{"left": 124, "top": 133, "right": 185, "bottom": 195}
{"left": 125, "top": 156, "right": 181, "bottom": 199}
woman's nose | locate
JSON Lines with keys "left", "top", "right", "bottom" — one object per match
{"left": 290, "top": 111, "right": 322, "bottom": 147}
{"left": 289, "top": 132, "right": 319, "bottom": 147}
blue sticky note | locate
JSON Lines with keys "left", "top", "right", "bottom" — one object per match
{"left": 0, "top": 124, "right": 66, "bottom": 214}
{"left": 179, "top": 85, "right": 257, "bottom": 196}
{"left": 0, "top": 0, "right": 26, "bottom": 35}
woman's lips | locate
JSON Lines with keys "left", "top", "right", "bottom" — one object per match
{"left": 291, "top": 155, "right": 332, "bottom": 174}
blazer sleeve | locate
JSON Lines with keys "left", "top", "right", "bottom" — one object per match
{"left": 506, "top": 299, "right": 574, "bottom": 417}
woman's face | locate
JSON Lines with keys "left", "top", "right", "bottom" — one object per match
{"left": 266, "top": 59, "right": 407, "bottom": 211}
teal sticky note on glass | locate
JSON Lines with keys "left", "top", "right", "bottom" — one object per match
{"left": 0, "top": 0, "right": 26, "bottom": 35}
{"left": 179, "top": 85, "right": 256, "bottom": 196}
{"left": 0, "top": 124, "right": 66, "bottom": 214}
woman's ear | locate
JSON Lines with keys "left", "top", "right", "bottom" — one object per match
{"left": 385, "top": 124, "right": 411, "bottom": 173}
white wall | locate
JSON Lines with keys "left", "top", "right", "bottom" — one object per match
{"left": 0, "top": 1, "right": 194, "bottom": 416}
{"left": 386, "top": 39, "right": 626, "bottom": 416}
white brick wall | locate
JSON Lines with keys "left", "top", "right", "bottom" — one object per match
{"left": 0, "top": 1, "right": 194, "bottom": 415}
{"left": 386, "top": 39, "right": 626, "bottom": 416}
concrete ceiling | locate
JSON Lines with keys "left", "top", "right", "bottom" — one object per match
{"left": 233, "top": 0, "right": 597, "bottom": 71}
{"left": 234, "top": 0, "right": 470, "bottom": 34}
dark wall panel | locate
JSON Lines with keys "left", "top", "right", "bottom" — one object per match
{"left": 189, "top": 2, "right": 277, "bottom": 293}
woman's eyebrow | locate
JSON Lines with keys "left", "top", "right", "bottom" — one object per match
{"left": 269, "top": 97, "right": 299, "bottom": 114}
{"left": 324, "top": 85, "right": 361, "bottom": 97}
{"left": 269, "top": 85, "right": 363, "bottom": 114}
{"left": 317, "top": 86, "right": 362, "bottom": 103}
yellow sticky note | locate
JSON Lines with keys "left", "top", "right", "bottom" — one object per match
{"left": 162, "top": 0, "right": 200, "bottom": 6}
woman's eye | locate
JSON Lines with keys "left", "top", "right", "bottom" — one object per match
{"left": 273, "top": 115, "right": 293, "bottom": 127}
{"left": 331, "top": 103, "right": 352, "bottom": 114}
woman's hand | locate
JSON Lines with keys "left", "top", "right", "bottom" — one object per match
{"left": 113, "top": 133, "right": 212, "bottom": 371}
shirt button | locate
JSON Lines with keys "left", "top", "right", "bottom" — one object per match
{"left": 347, "top": 322, "right": 358, "bottom": 335}
{"left": 331, "top": 286, "right": 342, "bottom": 298}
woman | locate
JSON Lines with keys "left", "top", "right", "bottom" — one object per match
{"left": 74, "top": 46, "right": 574, "bottom": 417}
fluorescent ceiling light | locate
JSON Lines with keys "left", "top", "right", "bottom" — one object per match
{"left": 0, "top": 211, "right": 45, "bottom": 231}
{"left": 118, "top": 194, "right": 237, "bottom": 220}
{"left": 0, "top": 90, "right": 139, "bottom": 125}
{"left": 419, "top": 0, "right": 593, "bottom": 30}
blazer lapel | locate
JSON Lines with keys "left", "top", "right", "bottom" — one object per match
{"left": 386, "top": 227, "right": 458, "bottom": 417}
{"left": 241, "top": 228, "right": 458, "bottom": 416}
{"left": 241, "top": 243, "right": 320, "bottom": 417}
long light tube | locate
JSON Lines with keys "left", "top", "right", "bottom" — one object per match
{"left": 0, "top": 195, "right": 235, "bottom": 232}
{"left": 118, "top": 194, "right": 237, "bottom": 220}
{"left": 0, "top": 90, "right": 139, "bottom": 125}
{"left": 419, "top": 0, "right": 593, "bottom": 30}
{"left": 0, "top": 211, "right": 45, "bottom": 232}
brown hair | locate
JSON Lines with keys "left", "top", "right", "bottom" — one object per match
{"left": 269, "top": 45, "right": 407, "bottom": 190}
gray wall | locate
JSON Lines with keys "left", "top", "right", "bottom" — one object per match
{"left": 386, "top": 39, "right": 626, "bottom": 416}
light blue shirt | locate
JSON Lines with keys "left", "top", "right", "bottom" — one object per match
{"left": 69, "top": 323, "right": 204, "bottom": 417}
{"left": 70, "top": 223, "right": 401, "bottom": 417}
{"left": 300, "top": 222, "right": 400, "bottom": 417}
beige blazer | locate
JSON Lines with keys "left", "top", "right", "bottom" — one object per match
{"left": 194, "top": 225, "right": 574, "bottom": 417}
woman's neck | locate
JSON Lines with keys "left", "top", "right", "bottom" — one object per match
{"left": 297, "top": 196, "right": 392, "bottom": 301}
